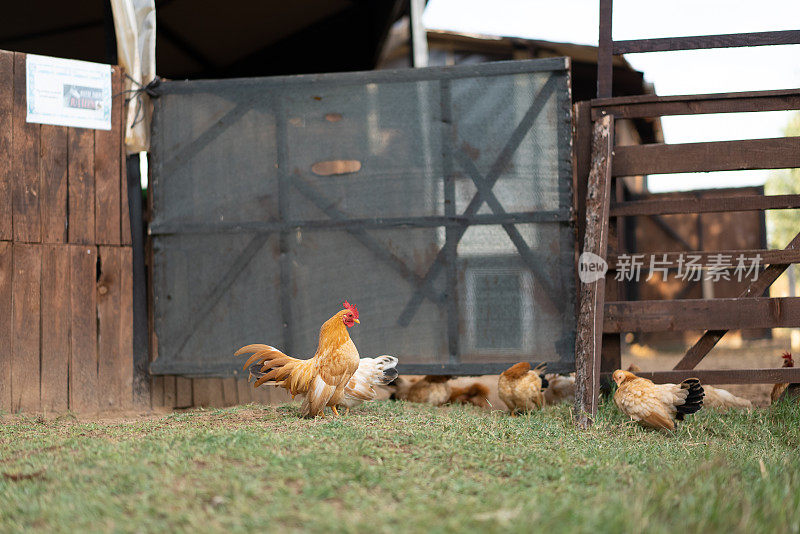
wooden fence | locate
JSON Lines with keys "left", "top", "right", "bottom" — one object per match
{"left": 573, "top": 3, "right": 800, "bottom": 427}
{"left": 0, "top": 50, "right": 134, "bottom": 413}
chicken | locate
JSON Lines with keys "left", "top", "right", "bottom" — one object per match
{"left": 404, "top": 375, "right": 452, "bottom": 405}
{"left": 543, "top": 373, "right": 575, "bottom": 405}
{"left": 498, "top": 362, "right": 545, "bottom": 414}
{"left": 612, "top": 369, "right": 704, "bottom": 431}
{"left": 702, "top": 385, "right": 752, "bottom": 409}
{"left": 236, "top": 301, "right": 362, "bottom": 418}
{"left": 771, "top": 352, "right": 794, "bottom": 404}
{"left": 339, "top": 355, "right": 399, "bottom": 412}
{"left": 449, "top": 382, "right": 491, "bottom": 409}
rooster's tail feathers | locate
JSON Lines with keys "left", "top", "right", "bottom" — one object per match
{"left": 236, "top": 344, "right": 312, "bottom": 394}
{"left": 676, "top": 378, "right": 704, "bottom": 420}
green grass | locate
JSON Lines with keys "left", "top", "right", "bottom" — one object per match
{"left": 1, "top": 399, "right": 800, "bottom": 533}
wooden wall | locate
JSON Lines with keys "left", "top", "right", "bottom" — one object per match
{"left": 150, "top": 376, "right": 292, "bottom": 410}
{"left": 0, "top": 50, "right": 134, "bottom": 414}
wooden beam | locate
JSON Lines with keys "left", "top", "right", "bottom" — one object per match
{"left": 604, "top": 297, "right": 800, "bottom": 333}
{"left": 592, "top": 88, "right": 800, "bottom": 119}
{"left": 597, "top": 0, "right": 613, "bottom": 98}
{"left": 673, "top": 230, "right": 800, "bottom": 370}
{"left": 602, "top": 368, "right": 800, "bottom": 385}
{"left": 610, "top": 194, "right": 800, "bottom": 217}
{"left": 574, "top": 115, "right": 614, "bottom": 428}
{"left": 613, "top": 30, "right": 800, "bottom": 55}
{"left": 607, "top": 248, "right": 800, "bottom": 269}
{"left": 613, "top": 137, "right": 800, "bottom": 176}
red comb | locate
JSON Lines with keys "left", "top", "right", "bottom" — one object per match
{"left": 343, "top": 301, "right": 359, "bottom": 320}
{"left": 782, "top": 352, "right": 793, "bottom": 361}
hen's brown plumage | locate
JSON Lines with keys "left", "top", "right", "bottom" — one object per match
{"left": 236, "top": 303, "right": 361, "bottom": 418}
{"left": 612, "top": 370, "right": 704, "bottom": 431}
{"left": 405, "top": 375, "right": 452, "bottom": 405}
{"left": 702, "top": 385, "right": 751, "bottom": 409}
{"left": 543, "top": 373, "right": 575, "bottom": 405}
{"left": 449, "top": 382, "right": 491, "bottom": 408}
{"left": 498, "top": 362, "right": 545, "bottom": 414}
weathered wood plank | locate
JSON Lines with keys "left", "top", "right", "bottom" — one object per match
{"left": 613, "top": 30, "right": 800, "bottom": 55}
{"left": 119, "top": 246, "right": 133, "bottom": 405}
{"left": 607, "top": 248, "right": 800, "bottom": 269}
{"left": 604, "top": 297, "right": 800, "bottom": 333}
{"left": 151, "top": 376, "right": 165, "bottom": 408}
{"left": 610, "top": 194, "right": 800, "bottom": 217}
{"left": 40, "top": 126, "right": 69, "bottom": 243}
{"left": 193, "top": 378, "right": 225, "bottom": 407}
{"left": 574, "top": 115, "right": 614, "bottom": 428}
{"left": 41, "top": 245, "right": 70, "bottom": 412}
{"left": 69, "top": 245, "right": 98, "bottom": 413}
{"left": 94, "top": 67, "right": 123, "bottom": 245}
{"left": 592, "top": 89, "right": 800, "bottom": 119}
{"left": 119, "top": 70, "right": 131, "bottom": 246}
{"left": 602, "top": 368, "right": 800, "bottom": 385}
{"left": 0, "top": 242, "right": 12, "bottom": 411}
{"left": 11, "top": 244, "right": 41, "bottom": 412}
{"left": 236, "top": 379, "right": 253, "bottom": 405}
{"left": 572, "top": 101, "right": 591, "bottom": 252}
{"left": 176, "top": 377, "right": 193, "bottom": 408}
{"left": 0, "top": 51, "right": 13, "bottom": 239}
{"left": 596, "top": 0, "right": 613, "bottom": 98}
{"left": 252, "top": 384, "right": 272, "bottom": 405}
{"left": 222, "top": 378, "right": 239, "bottom": 406}
{"left": 613, "top": 137, "right": 800, "bottom": 177}
{"left": 12, "top": 53, "right": 41, "bottom": 243}
{"left": 163, "top": 376, "right": 177, "bottom": 408}
{"left": 593, "top": 88, "right": 800, "bottom": 108}
{"left": 68, "top": 128, "right": 95, "bottom": 244}
{"left": 97, "top": 246, "right": 132, "bottom": 410}
{"left": 673, "top": 231, "right": 800, "bottom": 370}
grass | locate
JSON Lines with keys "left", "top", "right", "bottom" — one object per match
{"left": 1, "top": 399, "right": 800, "bottom": 534}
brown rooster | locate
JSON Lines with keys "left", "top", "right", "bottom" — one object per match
{"left": 498, "top": 362, "right": 546, "bottom": 414}
{"left": 771, "top": 352, "right": 794, "bottom": 404}
{"left": 236, "top": 301, "right": 362, "bottom": 418}
{"left": 449, "top": 382, "right": 491, "bottom": 409}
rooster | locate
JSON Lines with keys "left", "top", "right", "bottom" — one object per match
{"left": 771, "top": 352, "right": 794, "bottom": 404}
{"left": 339, "top": 356, "right": 399, "bottom": 413}
{"left": 612, "top": 369, "right": 704, "bottom": 431}
{"left": 498, "top": 362, "right": 546, "bottom": 414}
{"left": 449, "top": 382, "right": 491, "bottom": 408}
{"left": 236, "top": 301, "right": 362, "bottom": 418}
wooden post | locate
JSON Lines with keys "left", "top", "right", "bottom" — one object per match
{"left": 574, "top": 115, "right": 614, "bottom": 428}
{"left": 597, "top": 0, "right": 614, "bottom": 98}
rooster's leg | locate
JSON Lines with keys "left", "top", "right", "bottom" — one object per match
{"left": 345, "top": 407, "right": 350, "bottom": 416}
{"left": 332, "top": 406, "right": 340, "bottom": 417}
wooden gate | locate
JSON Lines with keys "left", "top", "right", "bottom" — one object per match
{"left": 573, "top": 3, "right": 800, "bottom": 426}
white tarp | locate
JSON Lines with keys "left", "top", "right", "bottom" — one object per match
{"left": 110, "top": 0, "right": 156, "bottom": 154}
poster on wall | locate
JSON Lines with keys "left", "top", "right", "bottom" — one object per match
{"left": 26, "top": 54, "right": 112, "bottom": 130}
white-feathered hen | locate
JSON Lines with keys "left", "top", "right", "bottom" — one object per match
{"left": 339, "top": 355, "right": 399, "bottom": 412}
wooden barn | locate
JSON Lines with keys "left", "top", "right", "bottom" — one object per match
{"left": 0, "top": 1, "right": 798, "bottom": 416}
